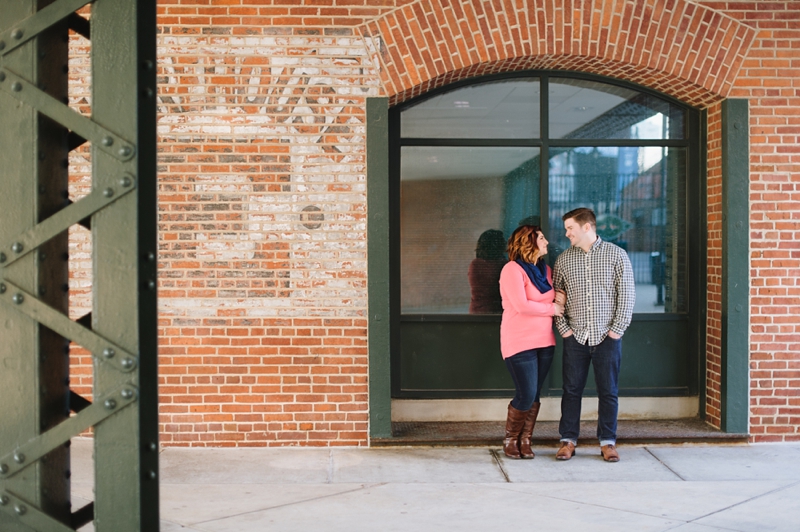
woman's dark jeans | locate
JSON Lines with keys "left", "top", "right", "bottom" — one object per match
{"left": 558, "top": 334, "right": 622, "bottom": 445}
{"left": 504, "top": 346, "right": 555, "bottom": 411}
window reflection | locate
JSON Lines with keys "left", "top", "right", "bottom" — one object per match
{"left": 549, "top": 78, "right": 685, "bottom": 139}
{"left": 401, "top": 78, "right": 540, "bottom": 139}
{"left": 399, "top": 75, "right": 689, "bottom": 316}
{"left": 400, "top": 147, "right": 541, "bottom": 313}
{"left": 548, "top": 147, "right": 687, "bottom": 313}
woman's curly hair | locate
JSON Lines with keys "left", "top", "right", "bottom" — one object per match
{"left": 507, "top": 225, "right": 543, "bottom": 264}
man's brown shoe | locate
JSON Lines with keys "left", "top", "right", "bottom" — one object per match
{"left": 555, "top": 441, "right": 575, "bottom": 461}
{"left": 601, "top": 444, "right": 620, "bottom": 462}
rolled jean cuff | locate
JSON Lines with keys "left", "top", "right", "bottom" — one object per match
{"left": 599, "top": 439, "right": 616, "bottom": 447}
{"left": 560, "top": 438, "right": 577, "bottom": 446}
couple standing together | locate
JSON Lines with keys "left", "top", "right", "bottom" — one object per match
{"left": 499, "top": 207, "right": 635, "bottom": 462}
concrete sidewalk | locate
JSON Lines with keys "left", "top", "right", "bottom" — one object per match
{"left": 72, "top": 438, "right": 800, "bottom": 532}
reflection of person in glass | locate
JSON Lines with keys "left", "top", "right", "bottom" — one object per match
{"left": 468, "top": 229, "right": 506, "bottom": 314}
{"left": 499, "top": 225, "right": 564, "bottom": 459}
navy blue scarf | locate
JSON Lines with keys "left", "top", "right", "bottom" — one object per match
{"left": 515, "top": 259, "right": 552, "bottom": 294}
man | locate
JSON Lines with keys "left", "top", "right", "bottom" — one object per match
{"left": 552, "top": 208, "right": 635, "bottom": 462}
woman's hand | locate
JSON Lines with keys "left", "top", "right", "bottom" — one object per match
{"left": 554, "top": 291, "right": 566, "bottom": 306}
{"left": 553, "top": 302, "right": 564, "bottom": 317}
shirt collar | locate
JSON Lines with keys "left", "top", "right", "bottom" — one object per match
{"left": 574, "top": 235, "right": 603, "bottom": 253}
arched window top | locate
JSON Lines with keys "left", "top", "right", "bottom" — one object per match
{"left": 401, "top": 78, "right": 540, "bottom": 139}
{"left": 549, "top": 78, "right": 685, "bottom": 140}
{"left": 400, "top": 74, "right": 686, "bottom": 141}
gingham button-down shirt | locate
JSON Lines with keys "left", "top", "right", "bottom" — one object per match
{"left": 553, "top": 237, "right": 635, "bottom": 346}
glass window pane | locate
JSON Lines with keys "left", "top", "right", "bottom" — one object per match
{"left": 548, "top": 146, "right": 687, "bottom": 313}
{"left": 401, "top": 146, "right": 541, "bottom": 314}
{"left": 549, "top": 78, "right": 685, "bottom": 139}
{"left": 401, "top": 78, "right": 540, "bottom": 139}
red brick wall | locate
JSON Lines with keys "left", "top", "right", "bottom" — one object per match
{"left": 705, "top": 102, "right": 723, "bottom": 429}
{"left": 154, "top": 24, "right": 378, "bottom": 445}
{"left": 703, "top": 1, "right": 800, "bottom": 442}
{"left": 66, "top": 0, "right": 800, "bottom": 445}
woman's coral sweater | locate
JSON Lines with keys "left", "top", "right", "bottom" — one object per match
{"left": 499, "top": 261, "right": 557, "bottom": 359}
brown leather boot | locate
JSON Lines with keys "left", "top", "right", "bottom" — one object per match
{"left": 503, "top": 403, "right": 528, "bottom": 459}
{"left": 519, "top": 402, "right": 541, "bottom": 459}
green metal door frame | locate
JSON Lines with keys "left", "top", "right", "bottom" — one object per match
{"left": 0, "top": 1, "right": 158, "bottom": 530}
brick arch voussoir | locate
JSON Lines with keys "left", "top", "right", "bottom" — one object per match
{"left": 388, "top": 55, "right": 724, "bottom": 108}
{"left": 359, "top": 0, "right": 757, "bottom": 108}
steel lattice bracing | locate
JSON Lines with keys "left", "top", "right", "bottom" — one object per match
{"left": 0, "top": 1, "right": 158, "bottom": 530}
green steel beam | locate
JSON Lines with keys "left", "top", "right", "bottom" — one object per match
{"left": 91, "top": 0, "right": 159, "bottom": 530}
{"left": 367, "top": 97, "right": 392, "bottom": 440}
{"left": 0, "top": 1, "right": 71, "bottom": 529}
{"left": 720, "top": 98, "right": 750, "bottom": 434}
{"left": 0, "top": 0, "right": 91, "bottom": 56}
{"left": 0, "top": 0, "right": 158, "bottom": 530}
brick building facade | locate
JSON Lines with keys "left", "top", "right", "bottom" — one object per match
{"left": 67, "top": 0, "right": 800, "bottom": 445}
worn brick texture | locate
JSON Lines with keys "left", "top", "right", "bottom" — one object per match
{"left": 66, "top": 0, "right": 800, "bottom": 445}
{"left": 708, "top": 1, "right": 800, "bottom": 443}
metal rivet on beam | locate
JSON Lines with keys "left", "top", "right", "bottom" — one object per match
{"left": 11, "top": 29, "right": 23, "bottom": 40}
{"left": 11, "top": 242, "right": 23, "bottom": 253}
{"left": 13, "top": 452, "right": 24, "bottom": 464}
{"left": 12, "top": 293, "right": 24, "bottom": 305}
{"left": 15, "top": 504, "right": 26, "bottom": 516}
{"left": 103, "top": 348, "right": 115, "bottom": 359}
{"left": 0, "top": 464, "right": 8, "bottom": 475}
{"left": 102, "top": 136, "right": 114, "bottom": 146}
{"left": 0, "top": 494, "right": 8, "bottom": 504}
{"left": 104, "top": 399, "right": 117, "bottom": 410}
{"left": 121, "top": 357, "right": 136, "bottom": 370}
{"left": 103, "top": 188, "right": 114, "bottom": 198}
{"left": 11, "top": 82, "right": 21, "bottom": 92}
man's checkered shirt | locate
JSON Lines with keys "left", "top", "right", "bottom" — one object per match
{"left": 553, "top": 237, "right": 636, "bottom": 346}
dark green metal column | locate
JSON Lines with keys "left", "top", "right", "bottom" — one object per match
{"left": 91, "top": 0, "right": 159, "bottom": 530}
{"left": 720, "top": 98, "right": 750, "bottom": 434}
{"left": 367, "top": 97, "right": 392, "bottom": 439}
{"left": 0, "top": 1, "right": 158, "bottom": 530}
{"left": 0, "top": 2, "right": 55, "bottom": 530}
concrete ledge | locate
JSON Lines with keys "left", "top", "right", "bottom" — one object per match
{"left": 392, "top": 397, "right": 699, "bottom": 422}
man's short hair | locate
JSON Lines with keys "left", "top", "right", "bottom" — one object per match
{"left": 562, "top": 207, "right": 596, "bottom": 229}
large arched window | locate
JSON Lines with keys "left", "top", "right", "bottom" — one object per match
{"left": 390, "top": 72, "right": 702, "bottom": 399}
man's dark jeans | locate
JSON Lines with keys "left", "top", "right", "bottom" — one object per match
{"left": 505, "top": 346, "right": 555, "bottom": 411}
{"left": 559, "top": 334, "right": 622, "bottom": 444}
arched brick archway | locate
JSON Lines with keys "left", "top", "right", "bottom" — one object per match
{"left": 359, "top": 0, "right": 757, "bottom": 106}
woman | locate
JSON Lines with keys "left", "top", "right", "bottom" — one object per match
{"left": 499, "top": 225, "right": 563, "bottom": 459}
